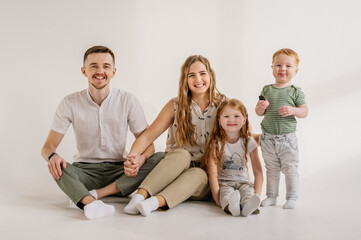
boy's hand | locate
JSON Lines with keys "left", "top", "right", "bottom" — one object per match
{"left": 257, "top": 99, "right": 269, "bottom": 110}
{"left": 255, "top": 99, "right": 269, "bottom": 116}
{"left": 278, "top": 106, "right": 295, "bottom": 117}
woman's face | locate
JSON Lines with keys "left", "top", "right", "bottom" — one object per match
{"left": 187, "top": 61, "right": 210, "bottom": 96}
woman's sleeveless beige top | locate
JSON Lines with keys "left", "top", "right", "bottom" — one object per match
{"left": 165, "top": 97, "right": 217, "bottom": 162}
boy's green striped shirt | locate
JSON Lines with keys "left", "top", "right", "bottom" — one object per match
{"left": 260, "top": 84, "right": 306, "bottom": 135}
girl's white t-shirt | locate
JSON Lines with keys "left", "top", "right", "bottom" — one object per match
{"left": 218, "top": 137, "right": 257, "bottom": 183}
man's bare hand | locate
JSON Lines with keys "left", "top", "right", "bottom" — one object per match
{"left": 47, "top": 154, "right": 66, "bottom": 180}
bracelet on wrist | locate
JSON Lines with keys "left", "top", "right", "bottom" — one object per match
{"left": 48, "top": 152, "right": 57, "bottom": 160}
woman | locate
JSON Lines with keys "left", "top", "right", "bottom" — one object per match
{"left": 123, "top": 55, "right": 226, "bottom": 216}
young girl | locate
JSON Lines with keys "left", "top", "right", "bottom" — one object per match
{"left": 203, "top": 99, "right": 263, "bottom": 217}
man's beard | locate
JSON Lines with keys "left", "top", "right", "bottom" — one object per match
{"left": 89, "top": 81, "right": 109, "bottom": 90}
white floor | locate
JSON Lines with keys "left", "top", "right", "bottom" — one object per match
{"left": 1, "top": 158, "right": 360, "bottom": 240}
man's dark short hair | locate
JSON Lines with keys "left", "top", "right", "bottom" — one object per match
{"left": 83, "top": 46, "right": 115, "bottom": 65}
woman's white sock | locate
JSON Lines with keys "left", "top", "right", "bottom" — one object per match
{"left": 242, "top": 194, "right": 261, "bottom": 217}
{"left": 124, "top": 194, "right": 144, "bottom": 215}
{"left": 136, "top": 196, "right": 159, "bottom": 217}
{"left": 228, "top": 191, "right": 241, "bottom": 216}
{"left": 84, "top": 200, "right": 115, "bottom": 220}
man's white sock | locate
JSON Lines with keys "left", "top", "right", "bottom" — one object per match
{"left": 228, "top": 191, "right": 241, "bottom": 217}
{"left": 260, "top": 197, "right": 277, "bottom": 207}
{"left": 89, "top": 190, "right": 98, "bottom": 200}
{"left": 124, "top": 194, "right": 144, "bottom": 215}
{"left": 136, "top": 196, "right": 159, "bottom": 217}
{"left": 242, "top": 194, "right": 261, "bottom": 217}
{"left": 84, "top": 200, "right": 115, "bottom": 220}
{"left": 283, "top": 199, "right": 297, "bottom": 209}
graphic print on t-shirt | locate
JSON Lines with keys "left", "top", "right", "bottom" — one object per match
{"left": 223, "top": 152, "right": 246, "bottom": 171}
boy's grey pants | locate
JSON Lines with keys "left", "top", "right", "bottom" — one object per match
{"left": 260, "top": 132, "right": 299, "bottom": 200}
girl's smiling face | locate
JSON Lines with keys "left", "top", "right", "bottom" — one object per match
{"left": 219, "top": 105, "right": 246, "bottom": 136}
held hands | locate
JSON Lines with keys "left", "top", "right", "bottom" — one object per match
{"left": 125, "top": 154, "right": 145, "bottom": 177}
{"left": 47, "top": 154, "right": 66, "bottom": 180}
{"left": 278, "top": 106, "right": 295, "bottom": 117}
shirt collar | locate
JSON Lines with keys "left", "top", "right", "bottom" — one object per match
{"left": 86, "top": 87, "right": 113, "bottom": 107}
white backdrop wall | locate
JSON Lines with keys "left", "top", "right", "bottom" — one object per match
{"left": 1, "top": 0, "right": 360, "bottom": 194}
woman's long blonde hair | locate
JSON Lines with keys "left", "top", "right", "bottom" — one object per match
{"left": 202, "top": 99, "right": 252, "bottom": 176}
{"left": 175, "top": 55, "right": 225, "bottom": 147}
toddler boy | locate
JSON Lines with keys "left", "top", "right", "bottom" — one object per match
{"left": 255, "top": 48, "right": 308, "bottom": 209}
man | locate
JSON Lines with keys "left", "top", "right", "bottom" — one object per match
{"left": 41, "top": 46, "right": 164, "bottom": 220}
